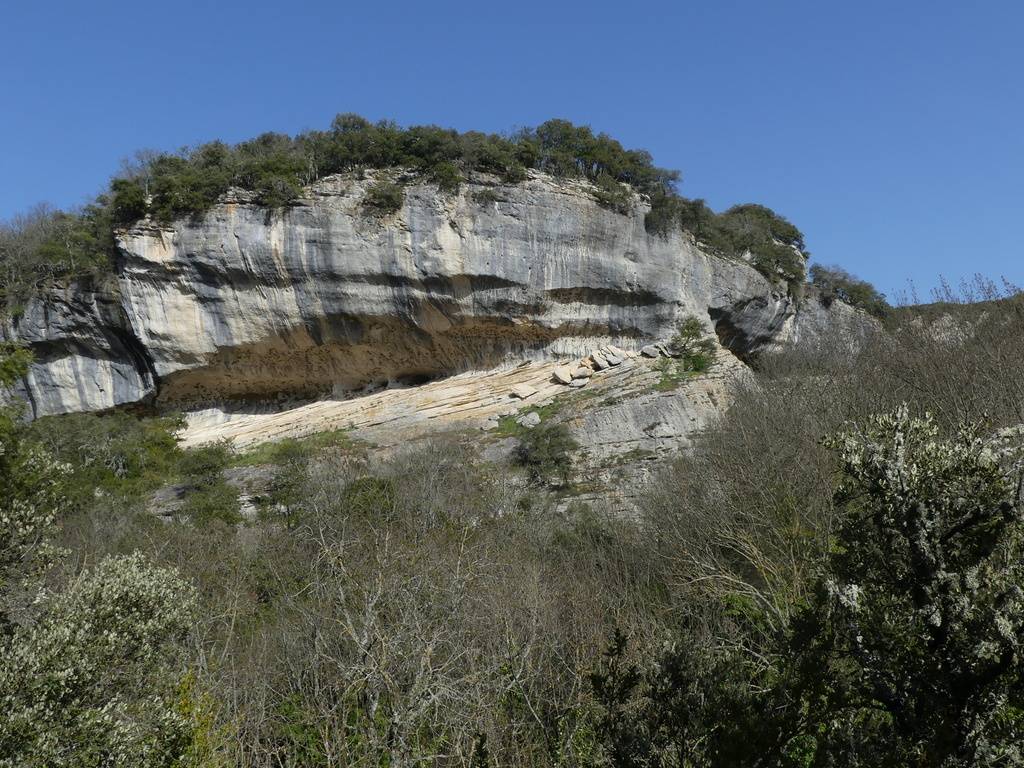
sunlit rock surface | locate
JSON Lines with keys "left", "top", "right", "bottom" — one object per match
{"left": 3, "top": 171, "right": 870, "bottom": 417}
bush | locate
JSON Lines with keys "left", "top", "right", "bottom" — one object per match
{"left": 646, "top": 197, "right": 808, "bottom": 287}
{"left": 429, "top": 160, "right": 462, "bottom": 193}
{"left": 810, "top": 263, "right": 889, "bottom": 316}
{"left": 26, "top": 411, "right": 183, "bottom": 504}
{"left": 597, "top": 407, "right": 1024, "bottom": 766}
{"left": 592, "top": 173, "right": 633, "bottom": 213}
{"left": 0, "top": 553, "right": 198, "bottom": 768}
{"left": 653, "top": 317, "right": 717, "bottom": 390}
{"left": 667, "top": 316, "right": 717, "bottom": 370}
{"left": 513, "top": 423, "right": 579, "bottom": 487}
{"left": 340, "top": 475, "right": 397, "bottom": 517}
{"left": 178, "top": 443, "right": 240, "bottom": 525}
{"left": 361, "top": 180, "right": 404, "bottom": 215}
{"left": 0, "top": 344, "right": 199, "bottom": 768}
{"left": 3, "top": 114, "right": 817, "bottom": 309}
{"left": 0, "top": 204, "right": 116, "bottom": 313}
{"left": 180, "top": 481, "right": 242, "bottom": 526}
{"left": 471, "top": 188, "right": 505, "bottom": 206}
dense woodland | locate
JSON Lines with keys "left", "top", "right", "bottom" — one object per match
{"left": 0, "top": 116, "right": 812, "bottom": 315}
{"left": 2, "top": 280, "right": 1023, "bottom": 766}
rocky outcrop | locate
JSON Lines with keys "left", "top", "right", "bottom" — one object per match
{"left": 4, "top": 171, "right": 870, "bottom": 417}
{"left": 709, "top": 287, "right": 879, "bottom": 361}
{"left": 2, "top": 282, "right": 156, "bottom": 418}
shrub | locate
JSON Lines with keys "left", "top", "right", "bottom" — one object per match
{"left": 178, "top": 443, "right": 241, "bottom": 525}
{"left": 646, "top": 197, "right": 808, "bottom": 287}
{"left": 0, "top": 553, "right": 198, "bottom": 768}
{"left": 180, "top": 481, "right": 242, "bottom": 526}
{"left": 109, "top": 177, "right": 148, "bottom": 224}
{"left": 340, "top": 475, "right": 397, "bottom": 517}
{"left": 0, "top": 384, "right": 67, "bottom": 634}
{"left": 0, "top": 342, "right": 32, "bottom": 387}
{"left": 592, "top": 173, "right": 632, "bottom": 213}
{"left": 668, "top": 316, "right": 717, "bottom": 370}
{"left": 429, "top": 160, "right": 462, "bottom": 193}
{"left": 643, "top": 191, "right": 684, "bottom": 236}
{"left": 653, "top": 317, "right": 717, "bottom": 390}
{"left": 177, "top": 442, "right": 230, "bottom": 479}
{"left": 597, "top": 407, "right": 1024, "bottom": 766}
{"left": 810, "top": 263, "right": 888, "bottom": 316}
{"left": 0, "top": 344, "right": 199, "bottom": 768}
{"left": 361, "top": 180, "right": 404, "bottom": 215}
{"left": 782, "top": 407, "right": 1024, "bottom": 763}
{"left": 26, "top": 411, "right": 183, "bottom": 504}
{"left": 513, "top": 423, "right": 579, "bottom": 487}
{"left": 3, "top": 114, "right": 818, "bottom": 309}
{"left": 471, "top": 188, "right": 505, "bottom": 206}
{"left": 0, "top": 204, "right": 115, "bottom": 313}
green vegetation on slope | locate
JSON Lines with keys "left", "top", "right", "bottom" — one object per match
{"left": 810, "top": 262, "right": 889, "bottom": 316}
{"left": 646, "top": 196, "right": 809, "bottom": 288}
{"left": 652, "top": 316, "right": 718, "bottom": 390}
{"left": 3, "top": 290, "right": 1024, "bottom": 765}
{"left": 0, "top": 115, "right": 810, "bottom": 314}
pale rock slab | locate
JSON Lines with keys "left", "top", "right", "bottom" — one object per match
{"left": 510, "top": 383, "right": 538, "bottom": 400}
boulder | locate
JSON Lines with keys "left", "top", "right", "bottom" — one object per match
{"left": 605, "top": 354, "right": 624, "bottom": 366}
{"left": 640, "top": 344, "right": 661, "bottom": 358}
{"left": 516, "top": 411, "right": 542, "bottom": 428}
{"left": 568, "top": 378, "right": 588, "bottom": 388}
{"left": 572, "top": 367, "right": 593, "bottom": 379}
{"left": 553, "top": 365, "right": 574, "bottom": 384}
{"left": 591, "top": 352, "right": 610, "bottom": 370}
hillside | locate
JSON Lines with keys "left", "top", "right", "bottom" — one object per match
{"left": 10, "top": 119, "right": 1024, "bottom": 768}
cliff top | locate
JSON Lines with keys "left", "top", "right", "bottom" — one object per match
{"left": 0, "top": 116, "right": 809, "bottom": 314}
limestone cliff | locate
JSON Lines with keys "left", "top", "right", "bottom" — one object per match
{"left": 3, "top": 170, "right": 868, "bottom": 417}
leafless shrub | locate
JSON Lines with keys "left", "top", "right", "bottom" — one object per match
{"left": 645, "top": 293, "right": 1024, "bottom": 652}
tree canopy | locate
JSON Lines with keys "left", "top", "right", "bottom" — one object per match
{"left": 0, "top": 115, "right": 809, "bottom": 314}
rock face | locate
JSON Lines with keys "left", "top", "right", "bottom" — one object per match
{"left": 3, "top": 171, "right": 870, "bottom": 417}
{"left": 709, "top": 287, "right": 879, "bottom": 361}
{"left": 2, "top": 283, "right": 156, "bottom": 415}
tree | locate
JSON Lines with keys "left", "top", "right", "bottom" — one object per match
{"left": 596, "top": 406, "right": 1024, "bottom": 766}
{"left": 809, "top": 263, "right": 888, "bottom": 317}
{"left": 790, "top": 407, "right": 1024, "bottom": 765}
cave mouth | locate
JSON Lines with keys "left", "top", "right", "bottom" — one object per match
{"left": 392, "top": 372, "right": 436, "bottom": 387}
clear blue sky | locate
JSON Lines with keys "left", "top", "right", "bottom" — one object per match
{"left": 2, "top": 0, "right": 1021, "bottom": 299}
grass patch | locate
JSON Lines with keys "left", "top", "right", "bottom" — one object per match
{"left": 231, "top": 427, "right": 358, "bottom": 467}
{"left": 652, "top": 357, "right": 703, "bottom": 391}
{"left": 494, "top": 398, "right": 569, "bottom": 437}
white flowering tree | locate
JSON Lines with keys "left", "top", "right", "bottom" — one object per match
{"left": 793, "top": 407, "right": 1024, "bottom": 765}
{"left": 592, "top": 406, "right": 1024, "bottom": 767}
{"left": 0, "top": 343, "right": 199, "bottom": 768}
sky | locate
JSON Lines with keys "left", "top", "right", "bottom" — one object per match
{"left": 2, "top": 0, "right": 1021, "bottom": 299}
